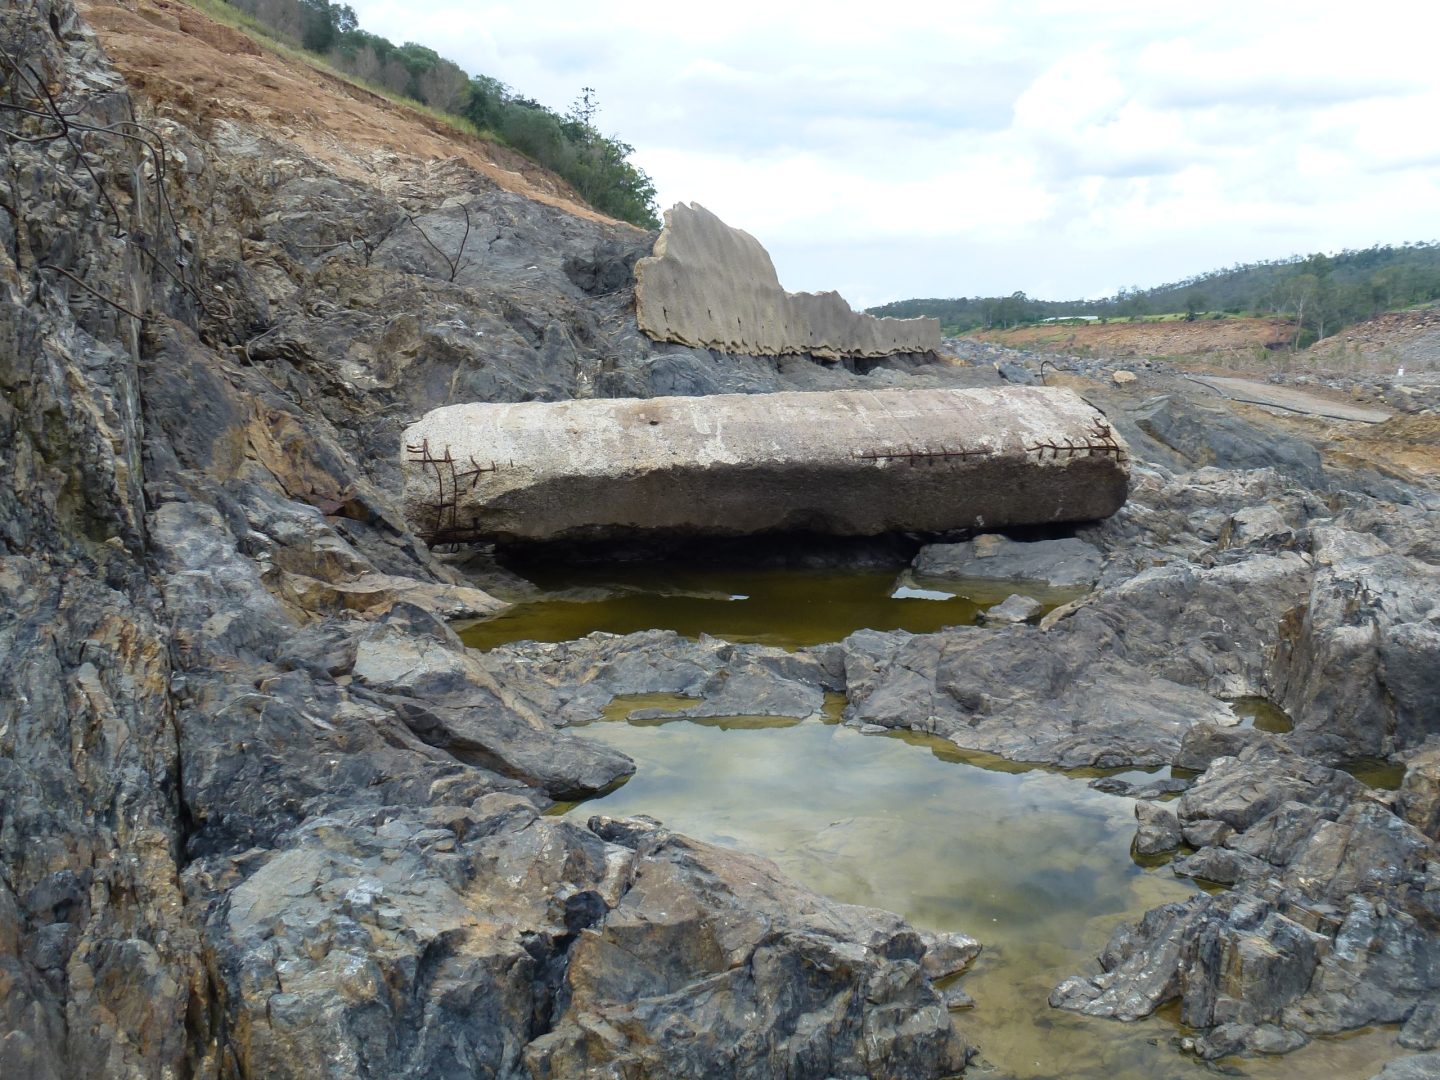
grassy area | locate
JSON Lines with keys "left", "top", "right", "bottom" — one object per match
{"left": 1106, "top": 312, "right": 1240, "bottom": 324}
{"left": 178, "top": 0, "right": 499, "bottom": 144}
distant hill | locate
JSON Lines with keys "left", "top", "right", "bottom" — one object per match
{"left": 870, "top": 242, "right": 1440, "bottom": 347}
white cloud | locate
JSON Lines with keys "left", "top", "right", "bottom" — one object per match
{"left": 348, "top": 0, "right": 1440, "bottom": 306}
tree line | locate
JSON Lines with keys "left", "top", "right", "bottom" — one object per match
{"left": 870, "top": 241, "right": 1440, "bottom": 346}
{"left": 222, "top": 0, "right": 659, "bottom": 227}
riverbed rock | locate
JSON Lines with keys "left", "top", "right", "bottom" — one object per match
{"left": 1372, "top": 1054, "right": 1440, "bottom": 1080}
{"left": 1173, "top": 721, "right": 1280, "bottom": 772}
{"left": 8, "top": 0, "right": 1440, "bottom": 1076}
{"left": 1133, "top": 801, "right": 1183, "bottom": 855}
{"left": 1056, "top": 751, "right": 1440, "bottom": 1058}
{"left": 913, "top": 535, "right": 1103, "bottom": 588}
{"left": 0, "top": 2, "right": 989, "bottom": 1075}
{"left": 1176, "top": 743, "right": 1362, "bottom": 832}
{"left": 477, "top": 630, "right": 841, "bottom": 726}
{"left": 839, "top": 550, "right": 1311, "bottom": 766}
{"left": 1133, "top": 394, "right": 1328, "bottom": 490}
{"left": 526, "top": 815, "right": 973, "bottom": 1078}
{"left": 1220, "top": 505, "right": 1296, "bottom": 552}
{"left": 1398, "top": 740, "right": 1440, "bottom": 839}
{"left": 977, "top": 593, "right": 1044, "bottom": 624}
{"left": 1272, "top": 549, "right": 1440, "bottom": 758}
{"left": 1401, "top": 1001, "right": 1440, "bottom": 1051}
{"left": 199, "top": 804, "right": 972, "bottom": 1079}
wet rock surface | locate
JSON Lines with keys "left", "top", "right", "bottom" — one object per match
{"left": 3, "top": 0, "right": 1439, "bottom": 1076}
{"left": 913, "top": 533, "right": 1103, "bottom": 587}
{"left": 1051, "top": 745, "right": 1440, "bottom": 1059}
{"left": 0, "top": 2, "right": 978, "bottom": 1075}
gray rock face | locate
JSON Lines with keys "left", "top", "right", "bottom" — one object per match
{"left": 1134, "top": 394, "right": 1328, "bottom": 490}
{"left": 201, "top": 804, "right": 972, "bottom": 1080}
{"left": 1220, "top": 505, "right": 1296, "bottom": 551}
{"left": 0, "top": 2, "right": 980, "bottom": 1076}
{"left": 913, "top": 534, "right": 1104, "bottom": 588}
{"left": 977, "top": 593, "right": 1044, "bottom": 624}
{"left": 1398, "top": 740, "right": 1440, "bottom": 839}
{"left": 1133, "top": 802, "right": 1183, "bottom": 855}
{"left": 1273, "top": 549, "right": 1440, "bottom": 757}
{"left": 1054, "top": 743, "right": 1440, "bottom": 1058}
{"left": 528, "top": 816, "right": 973, "bottom": 1079}
{"left": 834, "top": 551, "right": 1311, "bottom": 766}
{"left": 6, "top": 0, "right": 1440, "bottom": 1076}
{"left": 1372, "top": 1055, "right": 1440, "bottom": 1080}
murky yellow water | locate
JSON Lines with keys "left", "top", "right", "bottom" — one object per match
{"left": 1230, "top": 696, "right": 1294, "bottom": 733}
{"left": 1229, "top": 698, "right": 1406, "bottom": 789}
{"left": 459, "top": 564, "right": 1082, "bottom": 651}
{"left": 560, "top": 698, "right": 1403, "bottom": 1080}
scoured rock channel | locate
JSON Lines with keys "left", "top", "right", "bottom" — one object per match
{"left": 4, "top": 1, "right": 1440, "bottom": 1077}
{"left": 457, "top": 559, "right": 1419, "bottom": 1080}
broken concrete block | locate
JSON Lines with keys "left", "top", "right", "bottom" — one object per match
{"left": 635, "top": 202, "right": 939, "bottom": 359}
{"left": 401, "top": 386, "right": 1130, "bottom": 545}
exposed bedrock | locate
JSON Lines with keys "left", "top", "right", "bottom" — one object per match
{"left": 402, "top": 386, "right": 1131, "bottom": 544}
{"left": 635, "top": 202, "right": 940, "bottom": 358}
{"left": 1051, "top": 743, "right": 1440, "bottom": 1061}
{"left": 204, "top": 803, "right": 973, "bottom": 1079}
{"left": 1, "top": 0, "right": 979, "bottom": 1075}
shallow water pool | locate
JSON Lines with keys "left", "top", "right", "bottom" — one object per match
{"left": 559, "top": 698, "right": 1403, "bottom": 1080}
{"left": 459, "top": 562, "right": 1080, "bottom": 651}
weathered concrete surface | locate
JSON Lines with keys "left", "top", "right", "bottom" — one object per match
{"left": 402, "top": 387, "right": 1131, "bottom": 543}
{"left": 636, "top": 202, "right": 940, "bottom": 358}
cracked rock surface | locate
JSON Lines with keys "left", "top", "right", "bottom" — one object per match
{"left": 4, "top": 0, "right": 1440, "bottom": 1076}
{"left": 0, "top": 1, "right": 978, "bottom": 1075}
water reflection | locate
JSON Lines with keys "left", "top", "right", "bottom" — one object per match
{"left": 562, "top": 700, "right": 1403, "bottom": 1080}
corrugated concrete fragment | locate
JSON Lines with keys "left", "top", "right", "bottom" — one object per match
{"left": 402, "top": 387, "right": 1129, "bottom": 545}
{"left": 635, "top": 202, "right": 940, "bottom": 358}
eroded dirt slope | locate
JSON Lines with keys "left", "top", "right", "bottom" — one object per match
{"left": 1305, "top": 304, "right": 1440, "bottom": 370}
{"left": 971, "top": 316, "right": 1293, "bottom": 359}
{"left": 77, "top": 0, "right": 632, "bottom": 226}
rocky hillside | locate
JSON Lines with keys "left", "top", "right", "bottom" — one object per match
{"left": 0, "top": 1, "right": 982, "bottom": 1076}
{"left": 3, "top": 1, "right": 1439, "bottom": 1078}
{"left": 1307, "top": 304, "right": 1440, "bottom": 370}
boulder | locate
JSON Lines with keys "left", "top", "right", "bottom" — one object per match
{"left": 914, "top": 534, "right": 1103, "bottom": 588}
{"left": 978, "top": 593, "right": 1044, "bottom": 624}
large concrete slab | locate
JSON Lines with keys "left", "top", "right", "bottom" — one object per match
{"left": 635, "top": 202, "right": 940, "bottom": 359}
{"left": 402, "top": 387, "right": 1130, "bottom": 545}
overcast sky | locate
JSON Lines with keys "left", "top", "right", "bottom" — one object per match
{"left": 351, "top": 0, "right": 1440, "bottom": 309}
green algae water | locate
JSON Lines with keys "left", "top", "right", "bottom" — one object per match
{"left": 1230, "top": 696, "right": 1294, "bottom": 733}
{"left": 459, "top": 562, "right": 1081, "bottom": 651}
{"left": 1228, "top": 699, "right": 1407, "bottom": 789}
{"left": 558, "top": 699, "right": 1403, "bottom": 1080}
